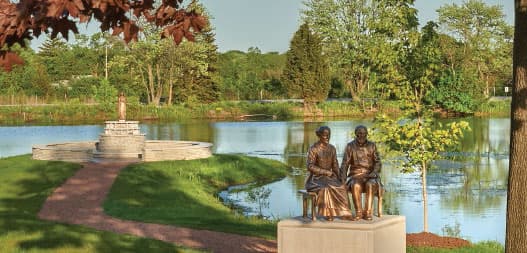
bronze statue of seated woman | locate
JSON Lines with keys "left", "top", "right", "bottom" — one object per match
{"left": 305, "top": 126, "right": 353, "bottom": 221}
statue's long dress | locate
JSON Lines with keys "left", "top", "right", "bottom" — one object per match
{"left": 118, "top": 96, "right": 126, "bottom": 121}
{"left": 305, "top": 142, "right": 352, "bottom": 217}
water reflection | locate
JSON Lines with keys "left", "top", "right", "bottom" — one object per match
{"left": 213, "top": 118, "right": 508, "bottom": 244}
{"left": 0, "top": 117, "right": 508, "bottom": 243}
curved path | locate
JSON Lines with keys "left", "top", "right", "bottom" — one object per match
{"left": 38, "top": 162, "right": 277, "bottom": 253}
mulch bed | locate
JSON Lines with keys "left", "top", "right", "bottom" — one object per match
{"left": 407, "top": 232, "right": 471, "bottom": 249}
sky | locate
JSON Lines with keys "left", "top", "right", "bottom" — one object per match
{"left": 30, "top": 0, "right": 515, "bottom": 53}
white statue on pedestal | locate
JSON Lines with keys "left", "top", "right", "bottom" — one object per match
{"left": 118, "top": 92, "right": 126, "bottom": 121}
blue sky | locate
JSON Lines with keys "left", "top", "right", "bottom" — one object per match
{"left": 30, "top": 0, "right": 514, "bottom": 53}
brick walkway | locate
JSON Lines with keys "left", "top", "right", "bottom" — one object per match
{"left": 38, "top": 162, "right": 277, "bottom": 253}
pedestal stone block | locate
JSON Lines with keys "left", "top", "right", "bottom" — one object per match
{"left": 277, "top": 215, "right": 405, "bottom": 253}
{"left": 94, "top": 121, "right": 145, "bottom": 160}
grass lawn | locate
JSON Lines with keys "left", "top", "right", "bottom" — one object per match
{"left": 0, "top": 155, "right": 204, "bottom": 253}
{"left": 103, "top": 154, "right": 504, "bottom": 252}
{"left": 0, "top": 154, "right": 503, "bottom": 252}
{"left": 104, "top": 154, "right": 290, "bottom": 240}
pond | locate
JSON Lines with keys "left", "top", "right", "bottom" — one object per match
{"left": 0, "top": 117, "right": 509, "bottom": 243}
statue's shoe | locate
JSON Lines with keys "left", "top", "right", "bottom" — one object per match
{"left": 363, "top": 210, "right": 373, "bottom": 220}
{"left": 352, "top": 211, "right": 362, "bottom": 221}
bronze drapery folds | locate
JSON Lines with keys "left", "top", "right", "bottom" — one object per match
{"left": 341, "top": 125, "right": 383, "bottom": 221}
{"left": 305, "top": 126, "right": 352, "bottom": 221}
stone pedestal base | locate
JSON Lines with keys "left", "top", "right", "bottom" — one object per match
{"left": 95, "top": 121, "right": 145, "bottom": 160}
{"left": 277, "top": 215, "right": 405, "bottom": 253}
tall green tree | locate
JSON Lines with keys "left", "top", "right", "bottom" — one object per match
{"left": 302, "top": 0, "right": 418, "bottom": 101}
{"left": 260, "top": 52, "right": 287, "bottom": 99}
{"left": 126, "top": 29, "right": 165, "bottom": 105}
{"left": 375, "top": 23, "right": 469, "bottom": 232}
{"left": 216, "top": 49, "right": 286, "bottom": 100}
{"left": 217, "top": 50, "right": 245, "bottom": 100}
{"left": 282, "top": 23, "right": 329, "bottom": 109}
{"left": 506, "top": 1, "right": 527, "bottom": 252}
{"left": 166, "top": 40, "right": 212, "bottom": 105}
{"left": 38, "top": 37, "right": 75, "bottom": 82}
{"left": 112, "top": 22, "right": 214, "bottom": 105}
{"left": 422, "top": 22, "right": 479, "bottom": 113}
{"left": 0, "top": 46, "right": 52, "bottom": 102}
{"left": 244, "top": 47, "right": 266, "bottom": 100}
{"left": 438, "top": 0, "right": 512, "bottom": 99}
{"left": 193, "top": 23, "right": 220, "bottom": 103}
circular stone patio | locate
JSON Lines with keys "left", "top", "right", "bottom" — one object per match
{"left": 32, "top": 140, "right": 212, "bottom": 163}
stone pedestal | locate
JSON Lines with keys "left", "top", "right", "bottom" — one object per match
{"left": 277, "top": 215, "right": 405, "bottom": 253}
{"left": 93, "top": 121, "right": 145, "bottom": 160}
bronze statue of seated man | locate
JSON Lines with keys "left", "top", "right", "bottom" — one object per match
{"left": 341, "top": 125, "right": 383, "bottom": 221}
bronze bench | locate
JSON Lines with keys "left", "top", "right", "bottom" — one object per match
{"left": 298, "top": 190, "right": 318, "bottom": 221}
{"left": 298, "top": 188, "right": 384, "bottom": 221}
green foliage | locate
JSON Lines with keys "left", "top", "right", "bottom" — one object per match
{"left": 0, "top": 48, "right": 52, "bottom": 100}
{"left": 0, "top": 155, "right": 197, "bottom": 253}
{"left": 317, "top": 101, "right": 364, "bottom": 117}
{"left": 243, "top": 102, "right": 295, "bottom": 119}
{"left": 427, "top": 71, "right": 478, "bottom": 113}
{"left": 69, "top": 76, "right": 102, "bottom": 99}
{"left": 401, "top": 21, "right": 442, "bottom": 109}
{"left": 374, "top": 115, "right": 470, "bottom": 173}
{"left": 374, "top": 20, "right": 472, "bottom": 232}
{"left": 302, "top": 0, "right": 418, "bottom": 100}
{"left": 91, "top": 79, "right": 118, "bottom": 112}
{"left": 119, "top": 30, "right": 217, "bottom": 105}
{"left": 193, "top": 21, "right": 221, "bottom": 103}
{"left": 169, "top": 40, "right": 217, "bottom": 105}
{"left": 0, "top": 1, "right": 514, "bottom": 111}
{"left": 282, "top": 23, "right": 330, "bottom": 106}
{"left": 217, "top": 49, "right": 287, "bottom": 100}
{"left": 476, "top": 99, "right": 511, "bottom": 116}
{"left": 245, "top": 187, "right": 272, "bottom": 217}
{"left": 437, "top": 0, "right": 512, "bottom": 99}
{"left": 104, "top": 154, "right": 290, "bottom": 239}
{"left": 442, "top": 221, "right": 461, "bottom": 238}
{"left": 328, "top": 78, "right": 349, "bottom": 98}
{"left": 38, "top": 37, "right": 77, "bottom": 82}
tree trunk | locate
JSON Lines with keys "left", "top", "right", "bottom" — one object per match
{"left": 168, "top": 69, "right": 174, "bottom": 105}
{"left": 147, "top": 64, "right": 155, "bottom": 103}
{"left": 346, "top": 79, "right": 360, "bottom": 102}
{"left": 506, "top": 1, "right": 527, "bottom": 252}
{"left": 417, "top": 112, "right": 428, "bottom": 232}
{"left": 139, "top": 67, "right": 151, "bottom": 104}
{"left": 422, "top": 161, "right": 428, "bottom": 232}
{"left": 153, "top": 64, "right": 162, "bottom": 105}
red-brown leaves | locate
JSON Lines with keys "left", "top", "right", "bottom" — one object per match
{"left": 191, "top": 15, "right": 207, "bottom": 31}
{"left": 112, "top": 20, "right": 139, "bottom": 43}
{"left": 0, "top": 0, "right": 207, "bottom": 71}
{"left": 0, "top": 51, "right": 24, "bottom": 72}
{"left": 66, "top": 0, "right": 86, "bottom": 18}
{"left": 49, "top": 18, "right": 78, "bottom": 40}
{"left": 160, "top": 11, "right": 207, "bottom": 45}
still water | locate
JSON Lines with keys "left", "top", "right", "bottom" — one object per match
{"left": 0, "top": 117, "right": 509, "bottom": 243}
